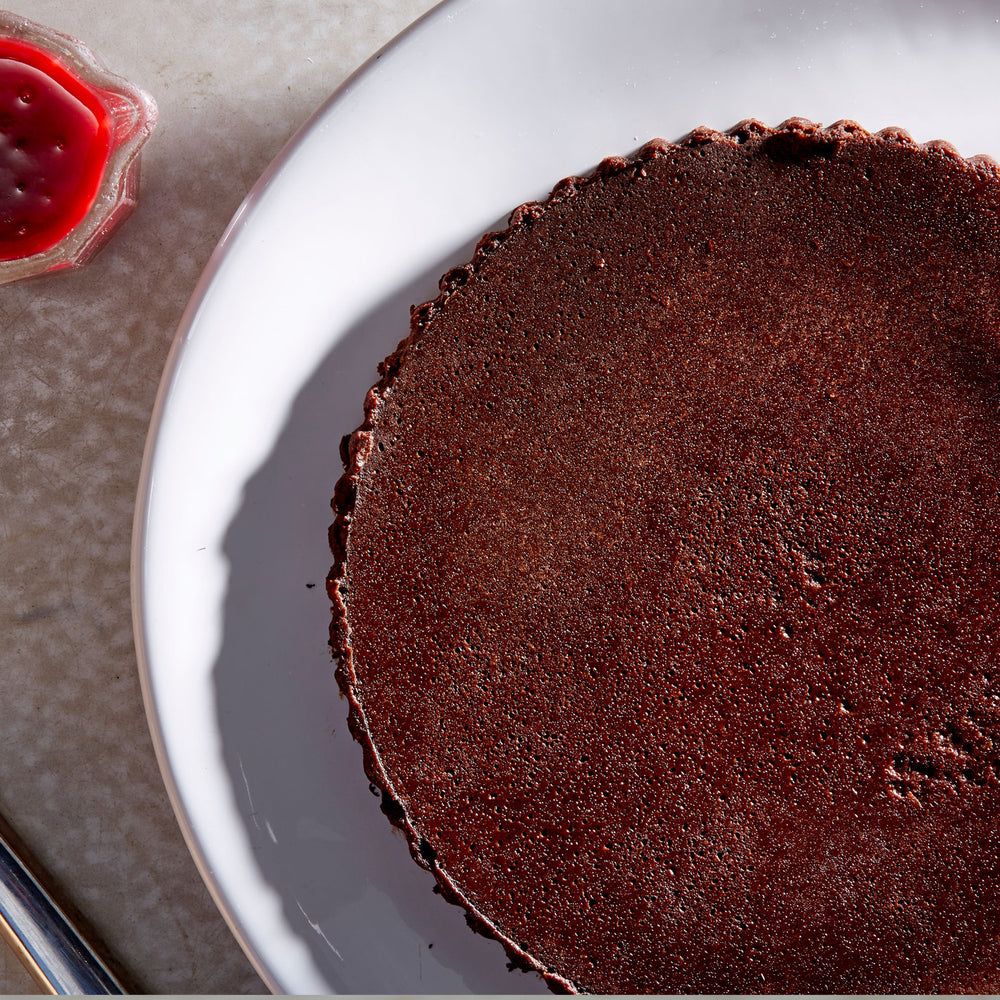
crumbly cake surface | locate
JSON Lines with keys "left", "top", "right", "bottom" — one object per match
{"left": 328, "top": 119, "right": 1000, "bottom": 994}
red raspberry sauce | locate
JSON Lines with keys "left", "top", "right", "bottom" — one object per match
{"left": 0, "top": 37, "right": 111, "bottom": 261}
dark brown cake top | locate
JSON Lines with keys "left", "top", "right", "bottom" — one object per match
{"left": 328, "top": 119, "right": 1000, "bottom": 994}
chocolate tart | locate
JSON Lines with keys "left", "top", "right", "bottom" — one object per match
{"left": 328, "top": 118, "right": 1000, "bottom": 994}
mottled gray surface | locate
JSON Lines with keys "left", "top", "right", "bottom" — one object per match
{"left": 0, "top": 0, "right": 433, "bottom": 992}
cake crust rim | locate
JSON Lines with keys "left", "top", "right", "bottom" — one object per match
{"left": 325, "top": 116, "right": 1000, "bottom": 994}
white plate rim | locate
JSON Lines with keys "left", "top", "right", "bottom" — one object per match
{"left": 130, "top": 0, "right": 1000, "bottom": 991}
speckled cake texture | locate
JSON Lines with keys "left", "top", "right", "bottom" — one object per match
{"left": 327, "top": 118, "right": 1000, "bottom": 994}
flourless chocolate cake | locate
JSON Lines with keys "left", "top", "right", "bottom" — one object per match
{"left": 328, "top": 118, "right": 1000, "bottom": 994}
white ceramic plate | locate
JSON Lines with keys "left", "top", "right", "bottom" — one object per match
{"left": 132, "top": 0, "right": 1000, "bottom": 992}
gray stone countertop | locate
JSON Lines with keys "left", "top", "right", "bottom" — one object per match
{"left": 0, "top": 0, "right": 433, "bottom": 992}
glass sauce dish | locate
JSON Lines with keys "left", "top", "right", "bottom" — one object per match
{"left": 0, "top": 11, "right": 156, "bottom": 284}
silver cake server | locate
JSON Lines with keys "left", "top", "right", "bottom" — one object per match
{"left": 0, "top": 818, "right": 127, "bottom": 994}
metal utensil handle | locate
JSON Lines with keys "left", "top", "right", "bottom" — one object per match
{"left": 0, "top": 829, "right": 125, "bottom": 994}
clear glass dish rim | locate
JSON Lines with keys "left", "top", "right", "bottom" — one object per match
{"left": 0, "top": 10, "right": 158, "bottom": 282}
